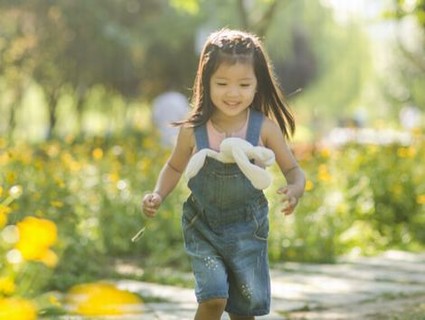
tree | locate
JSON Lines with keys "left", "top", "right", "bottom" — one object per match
{"left": 0, "top": 0, "right": 368, "bottom": 138}
{"left": 1, "top": 0, "right": 290, "bottom": 138}
{"left": 389, "top": 0, "right": 425, "bottom": 112}
{"left": 0, "top": 0, "right": 175, "bottom": 136}
{"left": 0, "top": 7, "right": 36, "bottom": 136}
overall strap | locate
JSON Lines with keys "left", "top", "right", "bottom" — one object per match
{"left": 194, "top": 124, "right": 209, "bottom": 150}
{"left": 245, "top": 109, "right": 264, "bottom": 146}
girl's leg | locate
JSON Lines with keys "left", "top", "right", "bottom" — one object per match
{"left": 229, "top": 314, "right": 255, "bottom": 320}
{"left": 194, "top": 299, "right": 227, "bottom": 320}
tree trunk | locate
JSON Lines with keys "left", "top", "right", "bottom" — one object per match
{"left": 236, "top": 0, "right": 284, "bottom": 38}
{"left": 7, "top": 87, "right": 24, "bottom": 140}
{"left": 74, "top": 85, "right": 88, "bottom": 136}
{"left": 46, "top": 89, "right": 60, "bottom": 139}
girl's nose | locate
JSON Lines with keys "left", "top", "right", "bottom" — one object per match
{"left": 226, "top": 85, "right": 240, "bottom": 97}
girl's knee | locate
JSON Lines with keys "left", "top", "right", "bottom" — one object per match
{"left": 199, "top": 298, "right": 227, "bottom": 311}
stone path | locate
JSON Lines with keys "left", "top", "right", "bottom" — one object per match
{"left": 70, "top": 250, "right": 425, "bottom": 319}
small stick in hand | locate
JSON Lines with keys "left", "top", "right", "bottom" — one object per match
{"left": 131, "top": 226, "right": 147, "bottom": 242}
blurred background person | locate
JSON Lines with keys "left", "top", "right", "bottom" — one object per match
{"left": 152, "top": 90, "right": 190, "bottom": 147}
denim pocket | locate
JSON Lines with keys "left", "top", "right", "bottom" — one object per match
{"left": 251, "top": 197, "right": 269, "bottom": 241}
{"left": 182, "top": 197, "right": 200, "bottom": 230}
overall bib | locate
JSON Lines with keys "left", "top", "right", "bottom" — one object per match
{"left": 182, "top": 109, "right": 271, "bottom": 316}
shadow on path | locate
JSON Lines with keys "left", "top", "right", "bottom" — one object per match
{"left": 109, "top": 250, "right": 425, "bottom": 319}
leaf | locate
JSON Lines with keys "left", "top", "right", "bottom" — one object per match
{"left": 169, "top": 0, "right": 200, "bottom": 15}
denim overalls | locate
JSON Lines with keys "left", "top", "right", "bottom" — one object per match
{"left": 182, "top": 109, "right": 271, "bottom": 316}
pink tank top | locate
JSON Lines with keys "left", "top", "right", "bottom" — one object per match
{"left": 206, "top": 110, "right": 263, "bottom": 151}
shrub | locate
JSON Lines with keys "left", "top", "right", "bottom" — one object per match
{"left": 0, "top": 128, "right": 424, "bottom": 304}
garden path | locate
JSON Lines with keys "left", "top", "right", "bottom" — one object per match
{"left": 111, "top": 250, "right": 425, "bottom": 319}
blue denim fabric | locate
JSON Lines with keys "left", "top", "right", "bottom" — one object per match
{"left": 182, "top": 109, "right": 271, "bottom": 316}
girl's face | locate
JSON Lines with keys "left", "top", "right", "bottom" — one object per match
{"left": 209, "top": 61, "right": 257, "bottom": 118}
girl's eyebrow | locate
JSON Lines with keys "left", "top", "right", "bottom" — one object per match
{"left": 213, "top": 76, "right": 255, "bottom": 80}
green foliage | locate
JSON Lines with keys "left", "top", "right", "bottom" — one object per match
{"left": 1, "top": 0, "right": 369, "bottom": 139}
{"left": 170, "top": 0, "right": 200, "bottom": 14}
{"left": 268, "top": 133, "right": 425, "bottom": 263}
{"left": 383, "top": 0, "right": 425, "bottom": 113}
{"left": 1, "top": 129, "right": 425, "bottom": 298}
{"left": 392, "top": 0, "right": 425, "bottom": 27}
{"left": 0, "top": 131, "right": 191, "bottom": 292}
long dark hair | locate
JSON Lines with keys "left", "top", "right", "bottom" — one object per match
{"left": 179, "top": 28, "right": 295, "bottom": 138}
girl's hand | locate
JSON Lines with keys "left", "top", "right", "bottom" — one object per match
{"left": 141, "top": 192, "right": 162, "bottom": 218}
{"left": 277, "top": 185, "right": 299, "bottom": 215}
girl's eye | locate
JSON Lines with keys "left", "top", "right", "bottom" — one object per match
{"left": 216, "top": 82, "right": 227, "bottom": 86}
{"left": 241, "top": 84, "right": 251, "bottom": 87}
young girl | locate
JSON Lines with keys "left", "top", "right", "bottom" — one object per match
{"left": 142, "top": 28, "right": 305, "bottom": 320}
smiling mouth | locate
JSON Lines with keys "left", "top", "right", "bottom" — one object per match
{"left": 224, "top": 101, "right": 240, "bottom": 107}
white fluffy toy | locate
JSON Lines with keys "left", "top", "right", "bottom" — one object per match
{"left": 185, "top": 137, "right": 275, "bottom": 190}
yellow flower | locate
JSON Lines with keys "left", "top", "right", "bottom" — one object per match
{"left": 6, "top": 172, "right": 16, "bottom": 185}
{"left": 417, "top": 194, "right": 425, "bottom": 205}
{"left": 0, "top": 277, "right": 15, "bottom": 295}
{"left": 50, "top": 200, "right": 64, "bottom": 208}
{"left": 0, "top": 186, "right": 3, "bottom": 197}
{"left": 38, "top": 249, "right": 59, "bottom": 268}
{"left": 367, "top": 145, "right": 378, "bottom": 154}
{"left": 54, "top": 177, "right": 65, "bottom": 188}
{"left": 305, "top": 180, "right": 314, "bottom": 192}
{"left": 106, "top": 172, "right": 120, "bottom": 184}
{"left": 0, "top": 137, "right": 6, "bottom": 149}
{"left": 408, "top": 146, "right": 417, "bottom": 157}
{"left": 0, "top": 212, "right": 6, "bottom": 228}
{"left": 0, "top": 204, "right": 12, "bottom": 215}
{"left": 318, "top": 164, "right": 331, "bottom": 182}
{"left": 0, "top": 152, "right": 10, "bottom": 165}
{"left": 92, "top": 148, "right": 104, "bottom": 160}
{"left": 0, "top": 297, "right": 37, "bottom": 320}
{"left": 411, "top": 127, "right": 422, "bottom": 138}
{"left": 0, "top": 204, "right": 12, "bottom": 228}
{"left": 18, "top": 149, "right": 33, "bottom": 165}
{"left": 320, "top": 148, "right": 331, "bottom": 159}
{"left": 49, "top": 294, "right": 61, "bottom": 307}
{"left": 397, "top": 147, "right": 415, "bottom": 158}
{"left": 61, "top": 153, "right": 82, "bottom": 172}
{"left": 0, "top": 153, "right": 8, "bottom": 166}
{"left": 16, "top": 216, "right": 57, "bottom": 266}
{"left": 66, "top": 282, "right": 143, "bottom": 316}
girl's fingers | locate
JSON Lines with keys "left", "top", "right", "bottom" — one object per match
{"left": 277, "top": 186, "right": 299, "bottom": 215}
{"left": 281, "top": 196, "right": 298, "bottom": 215}
{"left": 281, "top": 203, "right": 292, "bottom": 214}
{"left": 278, "top": 189, "right": 289, "bottom": 201}
{"left": 280, "top": 197, "right": 290, "bottom": 213}
{"left": 143, "top": 193, "right": 162, "bottom": 207}
{"left": 141, "top": 193, "right": 160, "bottom": 217}
{"left": 143, "top": 206, "right": 157, "bottom": 217}
{"left": 144, "top": 211, "right": 156, "bottom": 218}
{"left": 277, "top": 187, "right": 288, "bottom": 194}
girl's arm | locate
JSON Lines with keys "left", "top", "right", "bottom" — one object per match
{"left": 142, "top": 126, "right": 194, "bottom": 217}
{"left": 262, "top": 118, "right": 306, "bottom": 215}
